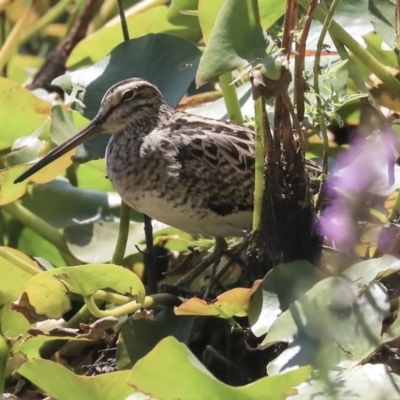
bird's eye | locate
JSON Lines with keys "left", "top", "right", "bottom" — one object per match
{"left": 122, "top": 89, "right": 135, "bottom": 102}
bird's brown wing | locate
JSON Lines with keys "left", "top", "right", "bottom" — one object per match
{"left": 169, "top": 124, "right": 255, "bottom": 216}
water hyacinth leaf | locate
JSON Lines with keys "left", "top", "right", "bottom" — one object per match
{"left": 196, "top": 0, "right": 267, "bottom": 87}
{"left": 16, "top": 265, "right": 145, "bottom": 321}
{"left": 0, "top": 307, "right": 31, "bottom": 339}
{"left": 290, "top": 364, "right": 400, "bottom": 400}
{"left": 175, "top": 280, "right": 261, "bottom": 318}
{"left": 343, "top": 254, "right": 400, "bottom": 288}
{"left": 67, "top": 6, "right": 200, "bottom": 67}
{"left": 19, "top": 359, "right": 133, "bottom": 400}
{"left": 368, "top": 0, "right": 396, "bottom": 48}
{"left": 198, "top": 0, "right": 284, "bottom": 45}
{"left": 121, "top": 309, "right": 195, "bottom": 367}
{"left": 0, "top": 78, "right": 51, "bottom": 150}
{"left": 127, "top": 336, "right": 311, "bottom": 400}
{"left": 262, "top": 278, "right": 390, "bottom": 374}
{"left": 249, "top": 260, "right": 326, "bottom": 337}
{"left": 0, "top": 247, "right": 41, "bottom": 296}
{"left": 54, "top": 33, "right": 201, "bottom": 162}
{"left": 197, "top": 0, "right": 224, "bottom": 43}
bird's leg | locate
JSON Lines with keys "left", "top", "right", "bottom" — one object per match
{"left": 173, "top": 237, "right": 227, "bottom": 290}
{"left": 205, "top": 236, "right": 250, "bottom": 294}
{"left": 144, "top": 215, "right": 157, "bottom": 294}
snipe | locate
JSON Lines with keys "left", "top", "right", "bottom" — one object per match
{"left": 15, "top": 78, "right": 319, "bottom": 239}
{"left": 15, "top": 78, "right": 259, "bottom": 237}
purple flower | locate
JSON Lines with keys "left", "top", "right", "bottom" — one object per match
{"left": 321, "top": 133, "right": 399, "bottom": 249}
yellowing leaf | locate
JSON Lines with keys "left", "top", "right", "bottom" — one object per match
{"left": 0, "top": 150, "right": 75, "bottom": 205}
{"left": 175, "top": 280, "right": 261, "bottom": 318}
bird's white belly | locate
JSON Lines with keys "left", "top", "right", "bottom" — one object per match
{"left": 120, "top": 189, "right": 251, "bottom": 238}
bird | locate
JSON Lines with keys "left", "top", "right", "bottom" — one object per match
{"left": 14, "top": 78, "right": 318, "bottom": 238}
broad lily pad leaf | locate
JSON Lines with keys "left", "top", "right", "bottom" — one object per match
{"left": 15, "top": 265, "right": 145, "bottom": 322}
{"left": 67, "top": 6, "right": 200, "bottom": 67}
{"left": 343, "top": 254, "right": 400, "bottom": 287}
{"left": 196, "top": 0, "right": 267, "bottom": 87}
{"left": 262, "top": 278, "right": 390, "bottom": 374}
{"left": 0, "top": 77, "right": 51, "bottom": 150}
{"left": 175, "top": 280, "right": 261, "bottom": 318}
{"left": 54, "top": 33, "right": 201, "bottom": 162}
{"left": 19, "top": 359, "right": 133, "bottom": 400}
{"left": 291, "top": 364, "right": 400, "bottom": 400}
{"left": 127, "top": 336, "right": 311, "bottom": 400}
{"left": 249, "top": 261, "right": 326, "bottom": 337}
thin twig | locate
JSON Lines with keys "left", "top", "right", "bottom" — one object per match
{"left": 295, "top": 0, "right": 319, "bottom": 122}
{"left": 313, "top": 0, "right": 341, "bottom": 175}
{"left": 117, "top": 0, "right": 130, "bottom": 41}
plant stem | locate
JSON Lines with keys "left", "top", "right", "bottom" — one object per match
{"left": 252, "top": 96, "right": 266, "bottom": 232}
{"left": 313, "top": 0, "right": 341, "bottom": 174}
{"left": 219, "top": 72, "right": 244, "bottom": 125}
{"left": 330, "top": 36, "right": 370, "bottom": 93}
{"left": 0, "top": 334, "right": 10, "bottom": 395}
{"left": 298, "top": 0, "right": 400, "bottom": 97}
{"left": 111, "top": 201, "right": 130, "bottom": 265}
{"left": 2, "top": 202, "right": 74, "bottom": 262}
{"left": 116, "top": 0, "right": 130, "bottom": 41}
{"left": 0, "top": 247, "right": 40, "bottom": 276}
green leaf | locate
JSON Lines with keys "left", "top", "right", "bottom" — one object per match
{"left": 262, "top": 278, "right": 390, "bottom": 374}
{"left": 127, "top": 336, "right": 311, "bottom": 400}
{"left": 175, "top": 280, "right": 261, "bottom": 318}
{"left": 18, "top": 359, "right": 134, "bottom": 400}
{"left": 291, "top": 364, "right": 400, "bottom": 400}
{"left": 64, "top": 221, "right": 145, "bottom": 263}
{"left": 0, "top": 247, "right": 40, "bottom": 296}
{"left": 22, "top": 179, "right": 121, "bottom": 229}
{"left": 67, "top": 6, "right": 200, "bottom": 67}
{"left": 120, "top": 309, "right": 196, "bottom": 367}
{"left": 249, "top": 260, "right": 326, "bottom": 337}
{"left": 196, "top": 0, "right": 267, "bottom": 87}
{"left": 368, "top": 0, "right": 396, "bottom": 48}
{"left": 167, "top": 0, "right": 201, "bottom": 28}
{"left": 342, "top": 254, "right": 400, "bottom": 287}
{"left": 0, "top": 78, "right": 51, "bottom": 150}
{"left": 18, "top": 264, "right": 145, "bottom": 320}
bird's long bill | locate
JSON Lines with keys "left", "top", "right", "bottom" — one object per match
{"left": 14, "top": 119, "right": 103, "bottom": 184}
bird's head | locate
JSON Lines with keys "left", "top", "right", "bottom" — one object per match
{"left": 97, "top": 78, "right": 168, "bottom": 133}
{"left": 14, "top": 78, "right": 168, "bottom": 184}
